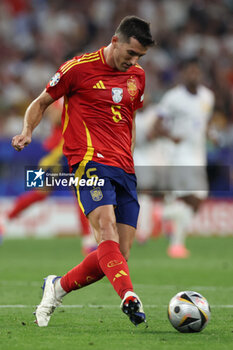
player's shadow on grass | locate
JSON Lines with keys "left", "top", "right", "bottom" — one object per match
{"left": 118, "top": 326, "right": 175, "bottom": 335}
{"left": 144, "top": 330, "right": 175, "bottom": 334}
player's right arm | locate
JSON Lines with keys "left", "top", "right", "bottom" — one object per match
{"left": 12, "top": 90, "right": 54, "bottom": 151}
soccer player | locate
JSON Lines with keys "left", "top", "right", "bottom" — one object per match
{"left": 147, "top": 57, "right": 215, "bottom": 258}
{"left": 12, "top": 16, "right": 154, "bottom": 326}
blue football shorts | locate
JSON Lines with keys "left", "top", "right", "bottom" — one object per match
{"left": 72, "top": 160, "right": 140, "bottom": 228}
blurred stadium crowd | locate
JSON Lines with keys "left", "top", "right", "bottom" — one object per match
{"left": 0, "top": 0, "right": 232, "bottom": 193}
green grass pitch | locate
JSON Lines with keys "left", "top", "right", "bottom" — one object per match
{"left": 0, "top": 236, "right": 233, "bottom": 350}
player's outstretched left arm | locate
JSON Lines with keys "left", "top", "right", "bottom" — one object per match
{"left": 12, "top": 90, "right": 54, "bottom": 151}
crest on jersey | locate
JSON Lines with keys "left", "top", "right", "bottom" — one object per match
{"left": 127, "top": 77, "right": 137, "bottom": 97}
{"left": 49, "top": 72, "right": 61, "bottom": 87}
{"left": 112, "top": 88, "right": 123, "bottom": 103}
{"left": 90, "top": 187, "right": 103, "bottom": 201}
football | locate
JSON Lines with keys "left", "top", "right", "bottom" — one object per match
{"left": 168, "top": 291, "right": 211, "bottom": 333}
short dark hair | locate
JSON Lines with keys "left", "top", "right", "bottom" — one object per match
{"left": 115, "top": 16, "right": 155, "bottom": 47}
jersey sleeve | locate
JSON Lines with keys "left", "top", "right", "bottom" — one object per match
{"left": 46, "top": 57, "right": 81, "bottom": 100}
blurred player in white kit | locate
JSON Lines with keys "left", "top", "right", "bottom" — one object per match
{"left": 135, "top": 57, "right": 215, "bottom": 258}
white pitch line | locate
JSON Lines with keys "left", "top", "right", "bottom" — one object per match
{"left": 0, "top": 304, "right": 233, "bottom": 309}
{"left": 1, "top": 281, "right": 233, "bottom": 292}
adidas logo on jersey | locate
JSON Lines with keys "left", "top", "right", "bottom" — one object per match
{"left": 93, "top": 80, "right": 106, "bottom": 89}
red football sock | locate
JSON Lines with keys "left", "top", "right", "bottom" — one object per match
{"left": 60, "top": 250, "right": 104, "bottom": 293}
{"left": 97, "top": 240, "right": 133, "bottom": 299}
{"left": 8, "top": 191, "right": 48, "bottom": 219}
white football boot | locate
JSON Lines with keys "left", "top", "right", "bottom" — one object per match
{"left": 121, "top": 291, "right": 146, "bottom": 326}
{"left": 35, "top": 275, "right": 62, "bottom": 327}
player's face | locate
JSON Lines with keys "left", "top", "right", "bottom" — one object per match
{"left": 112, "top": 36, "right": 148, "bottom": 72}
{"left": 183, "top": 63, "right": 202, "bottom": 87}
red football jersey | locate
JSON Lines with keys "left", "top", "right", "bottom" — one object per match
{"left": 46, "top": 48, "right": 145, "bottom": 173}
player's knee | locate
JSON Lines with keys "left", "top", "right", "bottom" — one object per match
{"left": 91, "top": 213, "right": 118, "bottom": 242}
{"left": 99, "top": 218, "right": 118, "bottom": 242}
